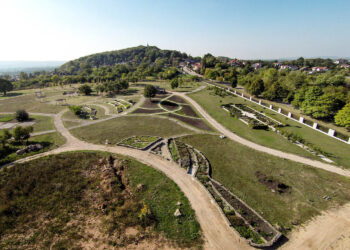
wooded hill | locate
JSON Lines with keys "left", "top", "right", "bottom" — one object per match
{"left": 58, "top": 45, "right": 189, "bottom": 74}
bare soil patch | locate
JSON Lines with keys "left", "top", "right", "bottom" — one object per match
{"left": 256, "top": 171, "right": 290, "bottom": 194}
{"left": 167, "top": 113, "right": 213, "bottom": 131}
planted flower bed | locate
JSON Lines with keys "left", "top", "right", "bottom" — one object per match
{"left": 174, "top": 140, "right": 191, "bottom": 169}
{"left": 118, "top": 136, "right": 161, "bottom": 150}
{"left": 168, "top": 139, "right": 179, "bottom": 162}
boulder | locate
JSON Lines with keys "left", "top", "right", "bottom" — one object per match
{"left": 174, "top": 208, "right": 182, "bottom": 217}
{"left": 176, "top": 202, "right": 182, "bottom": 206}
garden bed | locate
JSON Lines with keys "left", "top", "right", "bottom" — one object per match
{"left": 133, "top": 108, "right": 165, "bottom": 114}
{"left": 211, "top": 180, "right": 281, "bottom": 244}
{"left": 181, "top": 105, "right": 199, "bottom": 117}
{"left": 141, "top": 99, "right": 161, "bottom": 109}
{"left": 118, "top": 135, "right": 162, "bottom": 150}
{"left": 167, "top": 95, "right": 187, "bottom": 104}
{"left": 167, "top": 113, "right": 213, "bottom": 131}
{"left": 160, "top": 100, "right": 180, "bottom": 111}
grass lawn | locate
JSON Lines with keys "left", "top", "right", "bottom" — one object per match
{"left": 0, "top": 152, "right": 202, "bottom": 249}
{"left": 0, "top": 114, "right": 15, "bottom": 122}
{"left": 197, "top": 86, "right": 350, "bottom": 168}
{"left": 30, "top": 115, "right": 55, "bottom": 132}
{"left": 0, "top": 132, "right": 66, "bottom": 166}
{"left": 188, "top": 88, "right": 321, "bottom": 160}
{"left": 178, "top": 134, "right": 350, "bottom": 234}
{"left": 0, "top": 94, "right": 65, "bottom": 114}
{"left": 71, "top": 116, "right": 196, "bottom": 144}
{"left": 0, "top": 115, "right": 54, "bottom": 133}
{"left": 133, "top": 80, "right": 204, "bottom": 92}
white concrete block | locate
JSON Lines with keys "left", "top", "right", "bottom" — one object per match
{"left": 278, "top": 108, "right": 282, "bottom": 113}
{"left": 313, "top": 123, "right": 318, "bottom": 129}
{"left": 328, "top": 129, "right": 335, "bottom": 136}
{"left": 288, "top": 112, "right": 292, "bottom": 118}
{"left": 269, "top": 104, "right": 273, "bottom": 109}
{"left": 299, "top": 117, "right": 304, "bottom": 123}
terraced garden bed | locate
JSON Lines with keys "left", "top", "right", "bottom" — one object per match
{"left": 118, "top": 135, "right": 161, "bottom": 150}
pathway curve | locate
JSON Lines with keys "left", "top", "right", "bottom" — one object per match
{"left": 175, "top": 92, "right": 350, "bottom": 178}
{"left": 10, "top": 99, "right": 250, "bottom": 250}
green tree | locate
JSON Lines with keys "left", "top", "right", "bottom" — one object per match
{"left": 248, "top": 78, "right": 264, "bottom": 96}
{"left": 16, "top": 110, "right": 29, "bottom": 122}
{"left": 0, "top": 129, "right": 12, "bottom": 147}
{"left": 144, "top": 85, "right": 157, "bottom": 100}
{"left": 0, "top": 78, "right": 13, "bottom": 96}
{"left": 78, "top": 84, "right": 93, "bottom": 95}
{"left": 13, "top": 126, "right": 33, "bottom": 143}
{"left": 335, "top": 103, "right": 350, "bottom": 128}
{"left": 171, "top": 78, "right": 179, "bottom": 89}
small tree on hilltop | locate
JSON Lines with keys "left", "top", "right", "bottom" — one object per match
{"left": 0, "top": 78, "right": 13, "bottom": 96}
{"left": 144, "top": 85, "right": 157, "bottom": 100}
{"left": 16, "top": 110, "right": 29, "bottom": 122}
{"left": 78, "top": 84, "right": 92, "bottom": 95}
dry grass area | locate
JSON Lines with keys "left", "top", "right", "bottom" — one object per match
{"left": 0, "top": 152, "right": 202, "bottom": 249}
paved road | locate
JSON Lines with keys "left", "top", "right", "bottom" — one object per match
{"left": 176, "top": 92, "right": 350, "bottom": 178}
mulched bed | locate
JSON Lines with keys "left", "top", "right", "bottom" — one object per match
{"left": 141, "top": 99, "right": 160, "bottom": 109}
{"left": 168, "top": 113, "right": 213, "bottom": 131}
{"left": 181, "top": 105, "right": 199, "bottom": 118}
{"left": 160, "top": 100, "right": 179, "bottom": 111}
{"left": 133, "top": 108, "right": 165, "bottom": 114}
{"left": 168, "top": 95, "right": 187, "bottom": 104}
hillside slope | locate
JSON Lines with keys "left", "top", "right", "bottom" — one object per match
{"left": 59, "top": 45, "right": 189, "bottom": 74}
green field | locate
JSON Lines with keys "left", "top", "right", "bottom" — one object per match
{"left": 71, "top": 116, "right": 196, "bottom": 144}
{"left": 178, "top": 134, "right": 350, "bottom": 233}
{"left": 188, "top": 88, "right": 318, "bottom": 160}
{"left": 0, "top": 152, "right": 202, "bottom": 248}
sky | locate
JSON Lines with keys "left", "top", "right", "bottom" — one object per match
{"left": 1, "top": 0, "right": 350, "bottom": 61}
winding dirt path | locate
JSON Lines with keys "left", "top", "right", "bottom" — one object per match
{"left": 11, "top": 106, "right": 251, "bottom": 250}
{"left": 176, "top": 92, "right": 350, "bottom": 178}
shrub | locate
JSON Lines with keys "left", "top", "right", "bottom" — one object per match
{"left": 16, "top": 109, "right": 29, "bottom": 122}
{"left": 69, "top": 105, "right": 82, "bottom": 116}
{"left": 78, "top": 84, "right": 92, "bottom": 95}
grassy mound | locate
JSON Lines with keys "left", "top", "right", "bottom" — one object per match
{"left": 0, "top": 152, "right": 202, "bottom": 249}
